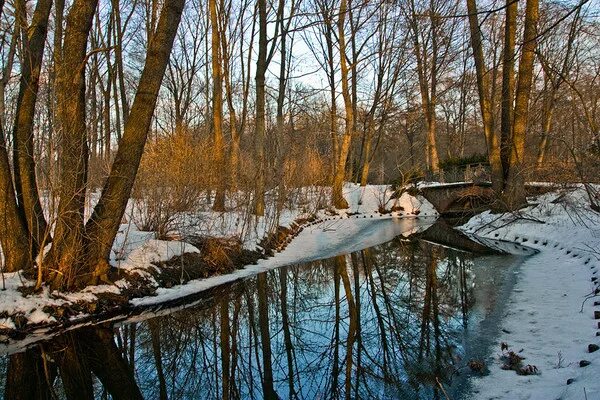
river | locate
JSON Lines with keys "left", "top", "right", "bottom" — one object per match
{"left": 0, "top": 221, "right": 530, "bottom": 399}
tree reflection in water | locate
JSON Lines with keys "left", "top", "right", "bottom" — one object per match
{"left": 2, "top": 238, "right": 514, "bottom": 399}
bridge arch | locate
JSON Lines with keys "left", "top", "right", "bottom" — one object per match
{"left": 419, "top": 183, "right": 495, "bottom": 215}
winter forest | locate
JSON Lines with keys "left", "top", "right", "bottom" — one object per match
{"left": 0, "top": 0, "right": 600, "bottom": 398}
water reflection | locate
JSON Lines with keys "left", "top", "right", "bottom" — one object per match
{"left": 1, "top": 238, "right": 523, "bottom": 399}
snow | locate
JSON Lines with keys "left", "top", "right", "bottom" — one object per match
{"left": 0, "top": 277, "right": 55, "bottom": 317}
{"left": 338, "top": 184, "right": 438, "bottom": 216}
{"left": 132, "top": 216, "right": 436, "bottom": 306}
{"left": 28, "top": 309, "right": 56, "bottom": 325}
{"left": 0, "top": 318, "right": 15, "bottom": 330}
{"left": 417, "top": 180, "right": 474, "bottom": 188}
{"left": 115, "top": 238, "right": 200, "bottom": 277}
{"left": 129, "top": 184, "right": 437, "bottom": 306}
{"left": 460, "top": 186, "right": 600, "bottom": 400}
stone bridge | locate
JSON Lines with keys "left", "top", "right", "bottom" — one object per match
{"left": 419, "top": 181, "right": 557, "bottom": 216}
{"left": 419, "top": 182, "right": 495, "bottom": 216}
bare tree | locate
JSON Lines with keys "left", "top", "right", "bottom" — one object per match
{"left": 210, "top": 0, "right": 226, "bottom": 211}
{"left": 535, "top": 5, "right": 581, "bottom": 167}
{"left": 405, "top": 0, "right": 458, "bottom": 175}
{"left": 331, "top": 0, "right": 353, "bottom": 208}
{"left": 466, "top": 0, "right": 503, "bottom": 192}
{"left": 0, "top": 0, "right": 187, "bottom": 289}
{"left": 502, "top": 0, "right": 540, "bottom": 208}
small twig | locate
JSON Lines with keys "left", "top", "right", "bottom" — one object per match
{"left": 472, "top": 213, "right": 505, "bottom": 234}
{"left": 580, "top": 290, "right": 598, "bottom": 313}
{"left": 435, "top": 377, "right": 452, "bottom": 400}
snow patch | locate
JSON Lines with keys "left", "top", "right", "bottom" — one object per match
{"left": 461, "top": 186, "right": 600, "bottom": 400}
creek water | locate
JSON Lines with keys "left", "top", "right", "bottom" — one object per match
{"left": 0, "top": 223, "right": 529, "bottom": 399}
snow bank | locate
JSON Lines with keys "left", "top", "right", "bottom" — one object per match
{"left": 461, "top": 186, "right": 600, "bottom": 400}
{"left": 132, "top": 216, "right": 436, "bottom": 306}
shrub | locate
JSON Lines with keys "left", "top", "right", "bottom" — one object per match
{"left": 132, "top": 130, "right": 211, "bottom": 238}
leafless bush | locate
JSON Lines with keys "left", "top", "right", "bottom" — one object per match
{"left": 133, "top": 130, "right": 210, "bottom": 238}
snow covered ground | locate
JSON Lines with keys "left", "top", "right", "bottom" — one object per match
{"left": 116, "top": 183, "right": 437, "bottom": 294}
{"left": 461, "top": 186, "right": 600, "bottom": 400}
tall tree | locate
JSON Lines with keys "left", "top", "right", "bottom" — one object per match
{"left": 405, "top": 0, "right": 457, "bottom": 175}
{"left": 12, "top": 0, "right": 53, "bottom": 255}
{"left": 210, "top": 0, "right": 226, "bottom": 211}
{"left": 254, "top": 0, "right": 268, "bottom": 216}
{"left": 331, "top": 0, "right": 353, "bottom": 209}
{"left": 503, "top": 0, "right": 540, "bottom": 208}
{"left": 84, "top": 0, "right": 186, "bottom": 287}
{"left": 466, "top": 0, "right": 503, "bottom": 193}
{"left": 535, "top": 6, "right": 581, "bottom": 167}
{"left": 253, "top": 0, "right": 283, "bottom": 215}
{"left": 360, "top": 2, "right": 404, "bottom": 186}
{"left": 500, "top": 0, "right": 518, "bottom": 178}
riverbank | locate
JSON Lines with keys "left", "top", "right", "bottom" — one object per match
{"left": 0, "top": 184, "right": 436, "bottom": 346}
{"left": 461, "top": 185, "right": 600, "bottom": 400}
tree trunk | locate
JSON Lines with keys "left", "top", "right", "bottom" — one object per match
{"left": 324, "top": 9, "right": 338, "bottom": 179}
{"left": 12, "top": 0, "right": 53, "bottom": 254}
{"left": 0, "top": 2, "right": 19, "bottom": 131}
{"left": 466, "top": 0, "right": 503, "bottom": 193}
{"left": 111, "top": 0, "right": 130, "bottom": 124}
{"left": 81, "top": 328, "right": 144, "bottom": 400}
{"left": 5, "top": 348, "right": 54, "bottom": 399}
{"left": 503, "top": 0, "right": 539, "bottom": 209}
{"left": 220, "top": 4, "right": 241, "bottom": 191}
{"left": 408, "top": 0, "right": 440, "bottom": 175}
{"left": 536, "top": 11, "right": 580, "bottom": 168}
{"left": 536, "top": 92, "right": 554, "bottom": 168}
{"left": 332, "top": 0, "right": 352, "bottom": 209}
{"left": 257, "top": 273, "right": 277, "bottom": 399}
{"left": 149, "top": 321, "right": 168, "bottom": 400}
{"left": 254, "top": 0, "right": 267, "bottom": 216}
{"left": 336, "top": 256, "right": 356, "bottom": 400}
{"left": 48, "top": 0, "right": 98, "bottom": 289}
{"left": 220, "top": 298, "right": 231, "bottom": 400}
{"left": 210, "top": 0, "right": 226, "bottom": 211}
{"left": 0, "top": 129, "right": 31, "bottom": 272}
{"left": 85, "top": 0, "right": 185, "bottom": 287}
{"left": 500, "top": 0, "right": 517, "bottom": 178}
{"left": 0, "top": 2, "right": 34, "bottom": 273}
{"left": 360, "top": 120, "right": 374, "bottom": 186}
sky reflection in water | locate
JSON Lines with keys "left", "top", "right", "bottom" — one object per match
{"left": 0, "top": 235, "right": 525, "bottom": 399}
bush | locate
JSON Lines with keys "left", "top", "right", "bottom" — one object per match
{"left": 132, "top": 130, "right": 211, "bottom": 238}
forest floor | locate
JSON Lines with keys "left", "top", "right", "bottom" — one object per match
{"left": 460, "top": 185, "right": 600, "bottom": 400}
{"left": 0, "top": 184, "right": 436, "bottom": 348}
